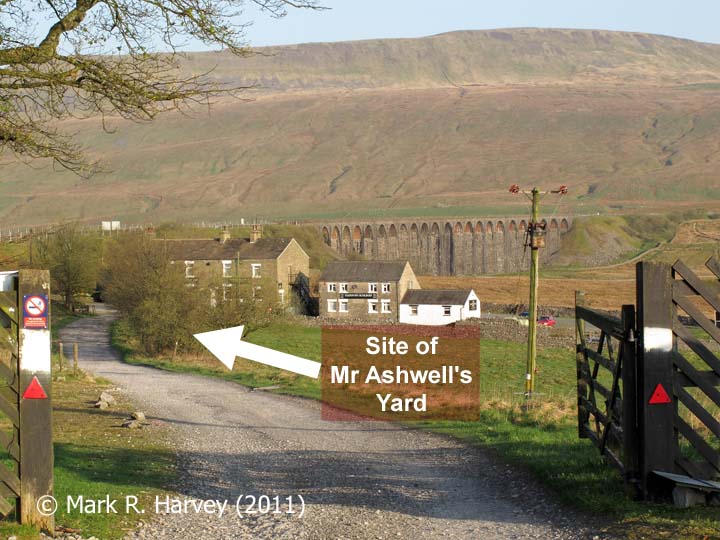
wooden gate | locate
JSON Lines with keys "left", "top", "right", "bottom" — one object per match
{"left": 0, "top": 270, "right": 54, "bottom": 531}
{"left": 575, "top": 295, "right": 638, "bottom": 491}
{"left": 0, "top": 272, "right": 21, "bottom": 516}
{"left": 577, "top": 258, "right": 720, "bottom": 501}
{"left": 668, "top": 258, "right": 720, "bottom": 481}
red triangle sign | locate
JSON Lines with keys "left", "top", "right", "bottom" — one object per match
{"left": 22, "top": 376, "right": 48, "bottom": 399}
{"left": 649, "top": 383, "right": 671, "bottom": 405}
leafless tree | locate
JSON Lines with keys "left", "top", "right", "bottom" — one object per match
{"left": 0, "top": 0, "right": 324, "bottom": 174}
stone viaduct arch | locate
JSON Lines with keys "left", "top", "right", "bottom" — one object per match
{"left": 318, "top": 215, "right": 572, "bottom": 276}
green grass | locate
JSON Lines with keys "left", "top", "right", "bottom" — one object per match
{"left": 0, "top": 241, "right": 30, "bottom": 268}
{"left": 111, "top": 320, "right": 720, "bottom": 540}
{"left": 51, "top": 375, "right": 175, "bottom": 539}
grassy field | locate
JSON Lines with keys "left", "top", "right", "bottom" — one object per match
{"left": 112, "top": 320, "right": 719, "bottom": 540}
{"left": 0, "top": 311, "right": 175, "bottom": 539}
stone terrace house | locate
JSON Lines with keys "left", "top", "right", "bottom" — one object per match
{"left": 319, "top": 261, "right": 419, "bottom": 322}
{"left": 160, "top": 226, "right": 310, "bottom": 307}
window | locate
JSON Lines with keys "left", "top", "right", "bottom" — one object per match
{"left": 339, "top": 283, "right": 349, "bottom": 293}
{"left": 381, "top": 300, "right": 391, "bottom": 313}
{"left": 469, "top": 299, "right": 478, "bottom": 311}
{"left": 279, "top": 290, "right": 285, "bottom": 304}
{"left": 369, "top": 283, "right": 378, "bottom": 293}
{"left": 222, "top": 260, "right": 233, "bottom": 278}
{"left": 443, "top": 306, "right": 452, "bottom": 316}
{"left": 381, "top": 283, "right": 391, "bottom": 294}
{"left": 368, "top": 300, "right": 378, "bottom": 314}
{"left": 184, "top": 261, "right": 195, "bottom": 278}
{"left": 222, "top": 283, "right": 232, "bottom": 301}
{"left": 327, "top": 282, "right": 337, "bottom": 292}
{"left": 251, "top": 264, "right": 262, "bottom": 278}
{"left": 410, "top": 305, "right": 418, "bottom": 316}
{"left": 327, "top": 299, "right": 338, "bottom": 312}
{"left": 339, "top": 300, "right": 349, "bottom": 313}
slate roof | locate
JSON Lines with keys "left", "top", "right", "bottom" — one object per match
{"left": 237, "top": 238, "right": 295, "bottom": 260}
{"left": 401, "top": 289, "right": 474, "bottom": 306}
{"left": 160, "top": 237, "right": 293, "bottom": 261}
{"left": 320, "top": 261, "right": 409, "bottom": 282}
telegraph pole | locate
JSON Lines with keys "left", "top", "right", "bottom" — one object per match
{"left": 526, "top": 188, "right": 541, "bottom": 396}
{"left": 509, "top": 184, "right": 567, "bottom": 399}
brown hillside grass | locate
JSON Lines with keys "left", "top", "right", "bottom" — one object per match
{"left": 418, "top": 275, "right": 635, "bottom": 310}
{"left": 2, "top": 84, "right": 720, "bottom": 225}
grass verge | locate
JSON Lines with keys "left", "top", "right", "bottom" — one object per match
{"left": 51, "top": 370, "right": 175, "bottom": 539}
{"left": 0, "top": 314, "right": 175, "bottom": 539}
{"left": 111, "top": 319, "right": 720, "bottom": 540}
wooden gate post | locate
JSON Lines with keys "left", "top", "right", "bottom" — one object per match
{"left": 636, "top": 262, "right": 675, "bottom": 500}
{"left": 575, "top": 290, "right": 589, "bottom": 439}
{"left": 620, "top": 303, "right": 640, "bottom": 495}
{"left": 17, "top": 270, "right": 54, "bottom": 533}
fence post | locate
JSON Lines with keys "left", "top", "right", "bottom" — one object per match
{"left": 73, "top": 343, "right": 79, "bottom": 374}
{"left": 17, "top": 270, "right": 54, "bottom": 533}
{"left": 636, "top": 262, "right": 675, "bottom": 500}
{"left": 620, "top": 304, "right": 639, "bottom": 496}
{"left": 575, "top": 290, "right": 588, "bottom": 439}
{"left": 58, "top": 342, "right": 64, "bottom": 372}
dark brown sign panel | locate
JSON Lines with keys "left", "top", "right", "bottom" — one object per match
{"left": 321, "top": 325, "right": 480, "bottom": 422}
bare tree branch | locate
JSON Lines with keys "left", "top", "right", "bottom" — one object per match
{"left": 0, "top": 0, "right": 326, "bottom": 174}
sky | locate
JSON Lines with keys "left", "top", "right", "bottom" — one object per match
{"left": 232, "top": 0, "right": 720, "bottom": 48}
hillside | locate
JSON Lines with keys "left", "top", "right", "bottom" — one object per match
{"left": 1, "top": 29, "right": 720, "bottom": 226}
{"left": 183, "top": 28, "right": 720, "bottom": 89}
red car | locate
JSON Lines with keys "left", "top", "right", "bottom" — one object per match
{"left": 538, "top": 316, "right": 556, "bottom": 327}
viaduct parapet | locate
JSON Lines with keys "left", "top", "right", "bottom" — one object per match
{"left": 316, "top": 216, "right": 572, "bottom": 276}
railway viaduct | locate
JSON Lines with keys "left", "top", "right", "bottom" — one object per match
{"left": 316, "top": 216, "right": 572, "bottom": 276}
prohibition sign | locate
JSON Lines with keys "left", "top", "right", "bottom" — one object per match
{"left": 25, "top": 295, "right": 46, "bottom": 316}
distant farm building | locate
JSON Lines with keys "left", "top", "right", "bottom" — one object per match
{"left": 319, "top": 261, "right": 419, "bottom": 322}
{"left": 399, "top": 289, "right": 480, "bottom": 326}
{"left": 160, "top": 225, "right": 311, "bottom": 308}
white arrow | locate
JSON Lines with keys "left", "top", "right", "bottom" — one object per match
{"left": 193, "top": 325, "right": 321, "bottom": 379}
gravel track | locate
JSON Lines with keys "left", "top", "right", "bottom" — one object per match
{"left": 59, "top": 306, "right": 614, "bottom": 540}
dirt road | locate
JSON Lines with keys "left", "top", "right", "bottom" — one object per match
{"left": 60, "top": 306, "right": 611, "bottom": 540}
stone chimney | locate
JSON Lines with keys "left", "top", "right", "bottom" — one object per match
{"left": 219, "top": 226, "right": 231, "bottom": 243}
{"left": 250, "top": 224, "right": 262, "bottom": 243}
